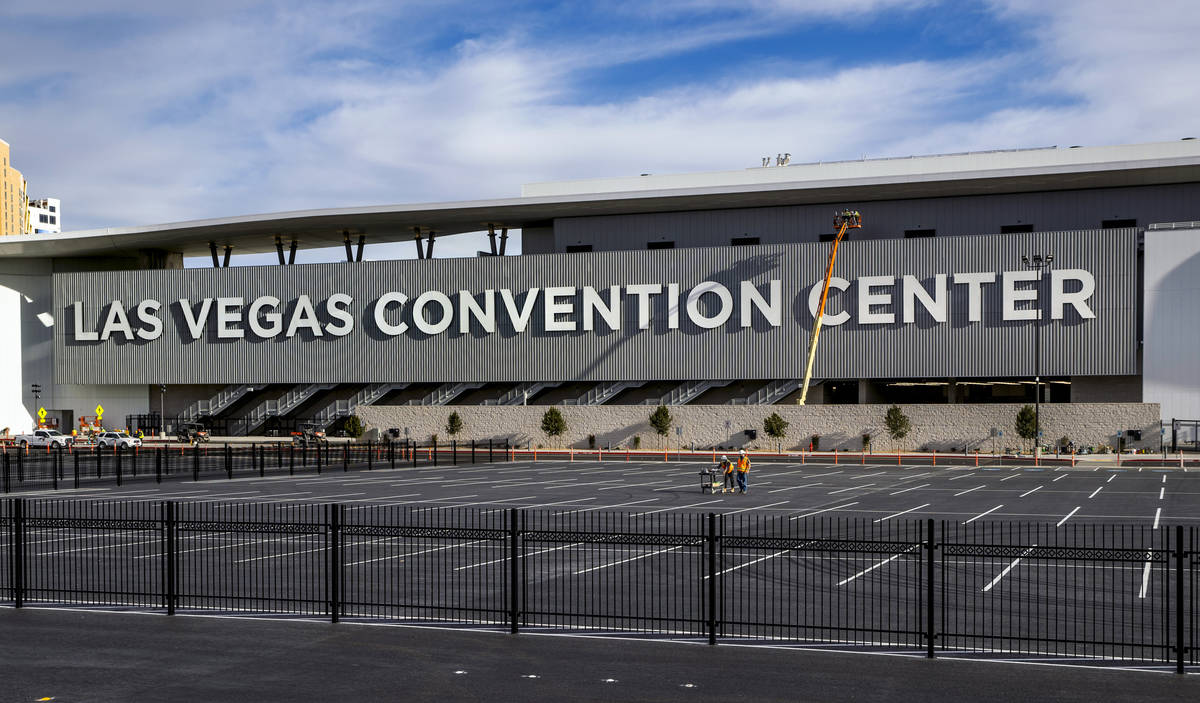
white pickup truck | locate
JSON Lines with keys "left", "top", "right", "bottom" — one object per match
{"left": 14, "top": 428, "right": 74, "bottom": 449}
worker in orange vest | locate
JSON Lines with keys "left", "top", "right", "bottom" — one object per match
{"left": 736, "top": 450, "right": 750, "bottom": 494}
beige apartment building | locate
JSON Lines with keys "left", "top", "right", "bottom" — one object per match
{"left": 1, "top": 138, "right": 28, "bottom": 236}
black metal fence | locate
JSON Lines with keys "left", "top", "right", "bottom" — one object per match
{"left": 1, "top": 497, "right": 1195, "bottom": 671}
{"left": 0, "top": 440, "right": 514, "bottom": 493}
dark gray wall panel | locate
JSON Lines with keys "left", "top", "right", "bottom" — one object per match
{"left": 54, "top": 229, "right": 1136, "bottom": 385}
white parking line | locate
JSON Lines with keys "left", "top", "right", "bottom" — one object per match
{"left": 1019, "top": 486, "right": 1042, "bottom": 498}
{"left": 829, "top": 484, "right": 872, "bottom": 494}
{"left": 722, "top": 501, "right": 788, "bottom": 516}
{"left": 954, "top": 485, "right": 986, "bottom": 497}
{"left": 1153, "top": 508, "right": 1162, "bottom": 529}
{"left": 1053, "top": 474, "right": 1068, "bottom": 482}
{"left": 964, "top": 505, "right": 1004, "bottom": 524}
{"left": 849, "top": 472, "right": 885, "bottom": 480}
{"left": 574, "top": 546, "right": 682, "bottom": 575}
{"left": 545, "top": 480, "right": 625, "bottom": 490}
{"left": 632, "top": 500, "right": 722, "bottom": 517}
{"left": 1107, "top": 474, "right": 1117, "bottom": 483}
{"left": 1138, "top": 557, "right": 1154, "bottom": 599}
{"left": 837, "top": 544, "right": 919, "bottom": 586}
{"left": 983, "top": 545, "right": 1036, "bottom": 592}
{"left": 1056, "top": 506, "right": 1081, "bottom": 527}
{"left": 766, "top": 482, "right": 822, "bottom": 494}
{"left": 1088, "top": 487, "right": 1103, "bottom": 499}
{"left": 947, "top": 473, "right": 974, "bottom": 481}
{"left": 889, "top": 484, "right": 928, "bottom": 495}
{"left": 705, "top": 549, "right": 793, "bottom": 579}
{"left": 1159, "top": 487, "right": 1165, "bottom": 500}
{"left": 873, "top": 504, "right": 930, "bottom": 523}
{"left": 597, "top": 480, "right": 672, "bottom": 491}
{"left": 345, "top": 539, "right": 489, "bottom": 567}
{"left": 790, "top": 502, "right": 858, "bottom": 520}
{"left": 999, "top": 474, "right": 1021, "bottom": 482}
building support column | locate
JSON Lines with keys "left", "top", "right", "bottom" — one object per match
{"left": 222, "top": 245, "right": 232, "bottom": 268}
{"left": 288, "top": 240, "right": 298, "bottom": 265}
{"left": 948, "top": 379, "right": 958, "bottom": 404}
{"left": 412, "top": 227, "right": 425, "bottom": 259}
{"left": 425, "top": 230, "right": 437, "bottom": 258}
{"left": 498, "top": 227, "right": 509, "bottom": 256}
{"left": 209, "top": 242, "right": 220, "bottom": 268}
{"left": 488, "top": 224, "right": 498, "bottom": 255}
{"left": 343, "top": 231, "right": 353, "bottom": 263}
{"left": 275, "top": 236, "right": 286, "bottom": 266}
{"left": 355, "top": 234, "right": 366, "bottom": 262}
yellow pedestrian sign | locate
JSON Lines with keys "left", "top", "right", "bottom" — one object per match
{"left": 95, "top": 404, "right": 104, "bottom": 421}
{"left": 37, "top": 407, "right": 46, "bottom": 420}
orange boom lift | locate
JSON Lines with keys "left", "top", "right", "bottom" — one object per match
{"left": 798, "top": 209, "right": 862, "bottom": 405}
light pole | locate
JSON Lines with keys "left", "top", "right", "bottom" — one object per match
{"left": 160, "top": 384, "right": 167, "bottom": 437}
{"left": 1021, "top": 253, "right": 1054, "bottom": 453}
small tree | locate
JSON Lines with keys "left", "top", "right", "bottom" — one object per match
{"left": 763, "top": 412, "right": 788, "bottom": 442}
{"left": 1015, "top": 404, "right": 1038, "bottom": 451}
{"left": 541, "top": 407, "right": 567, "bottom": 444}
{"left": 884, "top": 406, "right": 911, "bottom": 449}
{"left": 445, "top": 411, "right": 463, "bottom": 437}
{"left": 343, "top": 415, "right": 364, "bottom": 439}
{"left": 649, "top": 405, "right": 673, "bottom": 447}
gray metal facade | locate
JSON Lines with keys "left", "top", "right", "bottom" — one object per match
{"left": 53, "top": 229, "right": 1136, "bottom": 385}
{"left": 539, "top": 183, "right": 1199, "bottom": 253}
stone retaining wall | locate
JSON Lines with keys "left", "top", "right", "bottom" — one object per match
{"left": 356, "top": 403, "right": 1162, "bottom": 453}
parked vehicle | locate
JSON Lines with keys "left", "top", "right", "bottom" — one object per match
{"left": 15, "top": 428, "right": 74, "bottom": 449}
{"left": 96, "top": 431, "right": 142, "bottom": 450}
{"left": 291, "top": 423, "right": 328, "bottom": 447}
{"left": 176, "top": 422, "right": 211, "bottom": 445}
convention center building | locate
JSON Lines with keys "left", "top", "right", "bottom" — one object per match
{"left": 1, "top": 140, "right": 1198, "bottom": 450}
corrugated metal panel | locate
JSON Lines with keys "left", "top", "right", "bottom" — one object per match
{"left": 54, "top": 229, "right": 1136, "bottom": 385}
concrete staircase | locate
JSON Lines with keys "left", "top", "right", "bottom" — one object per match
{"left": 179, "top": 385, "right": 255, "bottom": 422}
{"left": 406, "top": 382, "right": 484, "bottom": 406}
{"left": 562, "top": 381, "right": 647, "bottom": 406}
{"left": 727, "top": 379, "right": 807, "bottom": 405}
{"left": 232, "top": 384, "right": 337, "bottom": 435}
{"left": 312, "top": 383, "right": 408, "bottom": 428}
{"left": 641, "top": 380, "right": 733, "bottom": 406}
{"left": 481, "top": 382, "right": 563, "bottom": 406}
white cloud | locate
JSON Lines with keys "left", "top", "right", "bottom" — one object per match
{"left": 1, "top": 0, "right": 1197, "bottom": 268}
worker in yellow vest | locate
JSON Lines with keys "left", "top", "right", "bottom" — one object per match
{"left": 736, "top": 450, "right": 750, "bottom": 494}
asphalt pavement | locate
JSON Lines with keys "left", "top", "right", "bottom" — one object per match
{"left": 3, "top": 608, "right": 1199, "bottom": 702}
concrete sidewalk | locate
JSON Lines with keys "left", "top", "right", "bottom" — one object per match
{"left": 1, "top": 608, "right": 1197, "bottom": 702}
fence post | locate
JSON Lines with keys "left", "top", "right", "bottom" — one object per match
{"left": 259, "top": 444, "right": 266, "bottom": 478}
{"left": 472, "top": 439, "right": 476, "bottom": 464}
{"left": 12, "top": 497, "right": 26, "bottom": 607}
{"left": 389, "top": 440, "right": 395, "bottom": 470}
{"left": 225, "top": 444, "right": 233, "bottom": 480}
{"left": 2, "top": 452, "right": 9, "bottom": 493}
{"left": 452, "top": 439, "right": 457, "bottom": 466}
{"left": 1176, "top": 524, "right": 1185, "bottom": 674}
{"left": 412, "top": 440, "right": 417, "bottom": 469}
{"left": 116, "top": 446, "right": 123, "bottom": 486}
{"left": 328, "top": 503, "right": 342, "bottom": 623}
{"left": 193, "top": 445, "right": 200, "bottom": 482}
{"left": 509, "top": 507, "right": 520, "bottom": 634}
{"left": 164, "top": 500, "right": 177, "bottom": 615}
{"left": 368, "top": 440, "right": 373, "bottom": 471}
{"left": 289, "top": 444, "right": 295, "bottom": 476}
{"left": 707, "top": 512, "right": 717, "bottom": 645}
{"left": 156, "top": 448, "right": 162, "bottom": 483}
{"left": 96, "top": 447, "right": 102, "bottom": 480}
{"left": 73, "top": 450, "right": 80, "bottom": 489}
{"left": 433, "top": 437, "right": 439, "bottom": 467}
{"left": 343, "top": 442, "right": 349, "bottom": 472}
{"left": 925, "top": 518, "right": 935, "bottom": 659}
{"left": 489, "top": 439, "right": 493, "bottom": 463}
{"left": 53, "top": 446, "right": 60, "bottom": 490}
{"left": 317, "top": 442, "right": 323, "bottom": 473}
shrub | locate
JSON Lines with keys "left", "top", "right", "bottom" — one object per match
{"left": 343, "top": 415, "right": 364, "bottom": 439}
{"left": 541, "top": 408, "right": 567, "bottom": 440}
{"left": 1015, "top": 405, "right": 1038, "bottom": 449}
{"left": 811, "top": 434, "right": 820, "bottom": 451}
{"left": 862, "top": 433, "right": 872, "bottom": 451}
{"left": 632, "top": 435, "right": 641, "bottom": 449}
{"left": 884, "top": 406, "right": 911, "bottom": 446}
{"left": 445, "top": 411, "right": 463, "bottom": 436}
{"left": 649, "top": 405, "right": 673, "bottom": 438}
{"left": 587, "top": 434, "right": 596, "bottom": 449}
{"left": 430, "top": 433, "right": 439, "bottom": 444}
{"left": 763, "top": 412, "right": 788, "bottom": 440}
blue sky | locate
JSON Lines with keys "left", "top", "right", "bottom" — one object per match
{"left": 1, "top": 0, "right": 1198, "bottom": 262}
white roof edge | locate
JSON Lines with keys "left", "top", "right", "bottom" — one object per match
{"left": 522, "top": 140, "right": 1200, "bottom": 197}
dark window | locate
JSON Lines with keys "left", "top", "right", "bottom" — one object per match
{"left": 39, "top": 214, "right": 48, "bottom": 223}
{"left": 731, "top": 236, "right": 760, "bottom": 246}
{"left": 49, "top": 205, "right": 56, "bottom": 213}
{"left": 647, "top": 241, "right": 674, "bottom": 250}
{"left": 904, "top": 229, "right": 936, "bottom": 238}
{"left": 1000, "top": 224, "right": 1034, "bottom": 233}
{"left": 49, "top": 216, "right": 56, "bottom": 225}
{"left": 565, "top": 244, "right": 592, "bottom": 253}
{"left": 1102, "top": 218, "right": 1137, "bottom": 229}
{"left": 818, "top": 233, "right": 836, "bottom": 242}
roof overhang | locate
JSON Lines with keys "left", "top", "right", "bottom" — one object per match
{"left": 2, "top": 152, "right": 1199, "bottom": 259}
